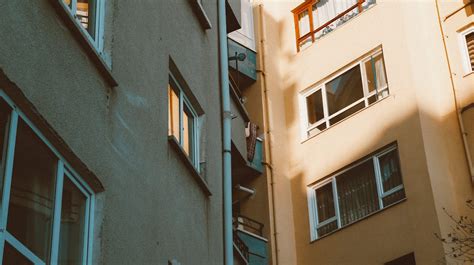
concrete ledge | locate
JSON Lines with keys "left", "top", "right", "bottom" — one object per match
{"left": 168, "top": 136, "right": 212, "bottom": 196}
{"left": 0, "top": 68, "right": 105, "bottom": 192}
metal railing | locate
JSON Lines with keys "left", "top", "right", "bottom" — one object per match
{"left": 233, "top": 214, "right": 264, "bottom": 237}
{"left": 233, "top": 233, "right": 250, "bottom": 262}
{"left": 296, "top": 0, "right": 369, "bottom": 50}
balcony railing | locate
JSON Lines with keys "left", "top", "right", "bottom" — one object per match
{"left": 292, "top": 0, "right": 375, "bottom": 51}
{"left": 233, "top": 232, "right": 250, "bottom": 263}
{"left": 233, "top": 214, "right": 264, "bottom": 237}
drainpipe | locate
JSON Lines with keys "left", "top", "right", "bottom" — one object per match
{"left": 218, "top": 0, "right": 233, "bottom": 264}
{"left": 257, "top": 4, "right": 279, "bottom": 265}
{"left": 434, "top": 0, "right": 474, "bottom": 180}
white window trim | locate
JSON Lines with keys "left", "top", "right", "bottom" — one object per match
{"left": 299, "top": 48, "right": 388, "bottom": 140}
{"left": 459, "top": 26, "right": 474, "bottom": 75}
{"left": 0, "top": 90, "right": 95, "bottom": 265}
{"left": 59, "top": 0, "right": 106, "bottom": 53}
{"left": 169, "top": 74, "right": 201, "bottom": 172}
{"left": 307, "top": 144, "right": 403, "bottom": 241}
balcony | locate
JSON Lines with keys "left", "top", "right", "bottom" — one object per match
{"left": 292, "top": 0, "right": 376, "bottom": 51}
{"left": 233, "top": 215, "right": 268, "bottom": 265}
{"left": 228, "top": 38, "right": 257, "bottom": 91}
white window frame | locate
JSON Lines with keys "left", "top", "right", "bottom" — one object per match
{"left": 307, "top": 144, "right": 404, "bottom": 241}
{"left": 0, "top": 90, "right": 95, "bottom": 265}
{"left": 169, "top": 74, "right": 201, "bottom": 172}
{"left": 459, "top": 26, "right": 474, "bottom": 75}
{"left": 299, "top": 48, "right": 388, "bottom": 140}
{"left": 59, "top": 0, "right": 106, "bottom": 52}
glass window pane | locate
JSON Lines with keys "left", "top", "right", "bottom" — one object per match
{"left": 183, "top": 104, "right": 195, "bottom": 162}
{"left": 325, "top": 65, "right": 364, "bottom": 116}
{"left": 298, "top": 10, "right": 310, "bottom": 36}
{"left": 2, "top": 242, "right": 34, "bottom": 265}
{"left": 328, "top": 101, "right": 364, "bottom": 125}
{"left": 315, "top": 182, "right": 335, "bottom": 223}
{"left": 336, "top": 159, "right": 379, "bottom": 226}
{"left": 76, "top": 0, "right": 97, "bottom": 39}
{"left": 58, "top": 177, "right": 87, "bottom": 265}
{"left": 7, "top": 119, "right": 57, "bottom": 263}
{"left": 306, "top": 90, "right": 324, "bottom": 126}
{"left": 0, "top": 99, "right": 12, "bottom": 201}
{"left": 168, "top": 85, "right": 180, "bottom": 141}
{"left": 317, "top": 220, "right": 337, "bottom": 237}
{"left": 364, "top": 54, "right": 388, "bottom": 94}
{"left": 378, "top": 149, "right": 403, "bottom": 192}
{"left": 382, "top": 189, "right": 406, "bottom": 208}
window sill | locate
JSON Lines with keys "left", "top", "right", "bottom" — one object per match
{"left": 309, "top": 197, "right": 407, "bottom": 243}
{"left": 301, "top": 94, "right": 390, "bottom": 144}
{"left": 190, "top": 0, "right": 212, "bottom": 30}
{"left": 50, "top": 0, "right": 118, "bottom": 87}
{"left": 168, "top": 136, "right": 212, "bottom": 196}
{"left": 462, "top": 70, "right": 474, "bottom": 78}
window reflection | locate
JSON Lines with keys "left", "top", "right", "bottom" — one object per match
{"left": 7, "top": 118, "right": 57, "bottom": 263}
{"left": 58, "top": 177, "right": 87, "bottom": 265}
{"left": 2, "top": 242, "right": 34, "bottom": 265}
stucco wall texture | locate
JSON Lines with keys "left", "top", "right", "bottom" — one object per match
{"left": 255, "top": 0, "right": 474, "bottom": 264}
{"left": 0, "top": 0, "right": 225, "bottom": 264}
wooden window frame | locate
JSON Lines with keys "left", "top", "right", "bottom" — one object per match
{"left": 291, "top": 0, "right": 365, "bottom": 52}
{"left": 307, "top": 144, "right": 405, "bottom": 241}
{"left": 0, "top": 90, "right": 95, "bottom": 265}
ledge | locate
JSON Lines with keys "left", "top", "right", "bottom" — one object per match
{"left": 168, "top": 136, "right": 211, "bottom": 196}
{"left": 189, "top": 0, "right": 212, "bottom": 30}
{"left": 0, "top": 68, "right": 105, "bottom": 192}
{"left": 49, "top": 0, "right": 118, "bottom": 87}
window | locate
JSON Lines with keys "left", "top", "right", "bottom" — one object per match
{"left": 460, "top": 27, "right": 474, "bottom": 74}
{"left": 60, "top": 0, "right": 105, "bottom": 51}
{"left": 292, "top": 0, "right": 376, "bottom": 51}
{"left": 168, "top": 74, "right": 201, "bottom": 171}
{"left": 307, "top": 144, "right": 405, "bottom": 240}
{"left": 0, "top": 91, "right": 95, "bottom": 264}
{"left": 385, "top": 252, "right": 416, "bottom": 265}
{"left": 300, "top": 48, "right": 388, "bottom": 138}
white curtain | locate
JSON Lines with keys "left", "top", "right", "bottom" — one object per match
{"left": 373, "top": 54, "right": 388, "bottom": 97}
{"left": 312, "top": 0, "right": 376, "bottom": 38}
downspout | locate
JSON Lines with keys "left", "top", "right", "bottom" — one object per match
{"left": 257, "top": 4, "right": 279, "bottom": 265}
{"left": 434, "top": 0, "right": 474, "bottom": 180}
{"left": 218, "top": 0, "right": 233, "bottom": 264}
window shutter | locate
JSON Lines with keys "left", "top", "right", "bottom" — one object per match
{"left": 466, "top": 32, "right": 474, "bottom": 71}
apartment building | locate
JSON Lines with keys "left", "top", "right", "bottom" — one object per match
{"left": 0, "top": 0, "right": 254, "bottom": 264}
{"left": 251, "top": 0, "right": 474, "bottom": 264}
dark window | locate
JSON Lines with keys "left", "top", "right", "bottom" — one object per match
{"left": 385, "top": 252, "right": 416, "bottom": 265}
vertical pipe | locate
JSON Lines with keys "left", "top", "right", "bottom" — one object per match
{"left": 257, "top": 4, "right": 279, "bottom": 265}
{"left": 218, "top": 0, "right": 233, "bottom": 264}
{"left": 434, "top": 0, "right": 474, "bottom": 180}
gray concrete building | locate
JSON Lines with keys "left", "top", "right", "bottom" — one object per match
{"left": 0, "top": 0, "right": 257, "bottom": 264}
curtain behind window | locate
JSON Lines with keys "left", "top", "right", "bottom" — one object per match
{"left": 336, "top": 159, "right": 379, "bottom": 226}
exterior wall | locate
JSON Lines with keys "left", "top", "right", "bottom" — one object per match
{"left": 255, "top": 0, "right": 474, "bottom": 264}
{"left": 0, "top": 0, "right": 224, "bottom": 264}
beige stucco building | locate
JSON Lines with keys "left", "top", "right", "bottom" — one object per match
{"left": 248, "top": 0, "right": 474, "bottom": 264}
